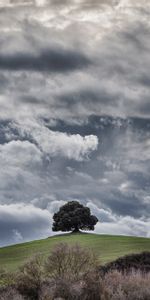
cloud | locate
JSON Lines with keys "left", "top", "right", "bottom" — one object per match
{"left": 87, "top": 202, "right": 116, "bottom": 222}
{"left": 47, "top": 200, "right": 67, "bottom": 214}
{"left": 87, "top": 202, "right": 150, "bottom": 238}
{"left": 0, "top": 140, "right": 45, "bottom": 204}
{"left": 36, "top": 131, "right": 98, "bottom": 161}
{"left": 0, "top": 140, "right": 42, "bottom": 167}
{"left": 0, "top": 0, "right": 34, "bottom": 6}
{"left": 0, "top": 48, "right": 91, "bottom": 73}
{"left": 0, "top": 203, "right": 51, "bottom": 246}
{"left": 12, "top": 121, "right": 99, "bottom": 161}
{"left": 95, "top": 217, "right": 150, "bottom": 238}
{"left": 0, "top": 0, "right": 149, "bottom": 246}
{"left": 0, "top": 1, "right": 150, "bottom": 122}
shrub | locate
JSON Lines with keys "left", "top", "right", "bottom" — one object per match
{"left": 2, "top": 246, "right": 150, "bottom": 300}
{"left": 101, "top": 252, "right": 150, "bottom": 274}
{"left": 38, "top": 281, "right": 55, "bottom": 300}
{"left": 16, "top": 255, "right": 44, "bottom": 300}
{"left": 53, "top": 278, "right": 81, "bottom": 300}
{"left": 43, "top": 243, "right": 100, "bottom": 299}
{"left": 0, "top": 268, "right": 15, "bottom": 288}
{"left": 0, "top": 286, "right": 24, "bottom": 300}
{"left": 103, "top": 270, "right": 150, "bottom": 300}
{"left": 81, "top": 270, "right": 109, "bottom": 300}
{"left": 45, "top": 243, "right": 98, "bottom": 281}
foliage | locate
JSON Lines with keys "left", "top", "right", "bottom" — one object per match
{"left": 52, "top": 201, "right": 98, "bottom": 232}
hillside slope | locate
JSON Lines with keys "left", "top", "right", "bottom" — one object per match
{"left": 0, "top": 233, "right": 150, "bottom": 272}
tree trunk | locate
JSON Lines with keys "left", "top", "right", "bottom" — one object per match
{"left": 72, "top": 226, "right": 80, "bottom": 233}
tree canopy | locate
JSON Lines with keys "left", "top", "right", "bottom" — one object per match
{"left": 52, "top": 201, "right": 98, "bottom": 233}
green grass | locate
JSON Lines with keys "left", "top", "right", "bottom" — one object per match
{"left": 0, "top": 233, "right": 150, "bottom": 272}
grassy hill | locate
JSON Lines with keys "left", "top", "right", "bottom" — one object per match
{"left": 0, "top": 233, "right": 150, "bottom": 272}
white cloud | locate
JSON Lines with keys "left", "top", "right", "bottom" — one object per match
{"left": 95, "top": 217, "right": 150, "bottom": 238}
{"left": 117, "top": 0, "right": 150, "bottom": 8}
{"left": 87, "top": 202, "right": 116, "bottom": 222}
{"left": 0, "top": 140, "right": 42, "bottom": 167}
{"left": 13, "top": 121, "right": 98, "bottom": 161}
{"left": 0, "top": 0, "right": 34, "bottom": 7}
{"left": 86, "top": 202, "right": 150, "bottom": 237}
{"left": 0, "top": 203, "right": 50, "bottom": 224}
{"left": 35, "top": 0, "right": 46, "bottom": 6}
{"left": 0, "top": 203, "right": 51, "bottom": 246}
{"left": 0, "top": 140, "right": 45, "bottom": 201}
{"left": 47, "top": 200, "right": 67, "bottom": 214}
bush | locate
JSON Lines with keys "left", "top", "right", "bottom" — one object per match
{"left": 16, "top": 255, "right": 44, "bottom": 300}
{"left": 0, "top": 286, "right": 24, "bottom": 300}
{"left": 38, "top": 281, "right": 54, "bottom": 300}
{"left": 81, "top": 270, "right": 109, "bottom": 300}
{"left": 101, "top": 252, "right": 150, "bottom": 274}
{"left": 45, "top": 243, "right": 98, "bottom": 281}
{"left": 0, "top": 268, "right": 15, "bottom": 288}
{"left": 43, "top": 243, "right": 99, "bottom": 299}
{"left": 53, "top": 279, "right": 82, "bottom": 300}
{"left": 15, "top": 243, "right": 98, "bottom": 300}
{"left": 103, "top": 270, "right": 150, "bottom": 300}
{"left": 2, "top": 246, "right": 150, "bottom": 300}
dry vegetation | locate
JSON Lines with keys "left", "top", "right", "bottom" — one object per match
{"left": 0, "top": 243, "right": 150, "bottom": 300}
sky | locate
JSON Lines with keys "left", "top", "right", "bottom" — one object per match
{"left": 0, "top": 0, "right": 150, "bottom": 246}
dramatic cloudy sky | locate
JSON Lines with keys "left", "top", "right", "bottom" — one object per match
{"left": 0, "top": 0, "right": 150, "bottom": 246}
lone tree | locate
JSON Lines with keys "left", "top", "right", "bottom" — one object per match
{"left": 52, "top": 201, "right": 98, "bottom": 233}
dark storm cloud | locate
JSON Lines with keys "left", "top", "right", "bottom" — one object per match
{"left": 138, "top": 74, "right": 150, "bottom": 87}
{"left": 137, "top": 99, "right": 150, "bottom": 115}
{"left": 0, "top": 48, "right": 91, "bottom": 72}
{"left": 104, "top": 190, "right": 149, "bottom": 219}
{"left": 56, "top": 88, "right": 119, "bottom": 111}
{"left": 0, "top": 74, "right": 8, "bottom": 91}
{"left": 0, "top": 2, "right": 150, "bottom": 120}
{"left": 49, "top": 0, "right": 71, "bottom": 6}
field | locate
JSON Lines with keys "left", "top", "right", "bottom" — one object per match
{"left": 0, "top": 233, "right": 150, "bottom": 272}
